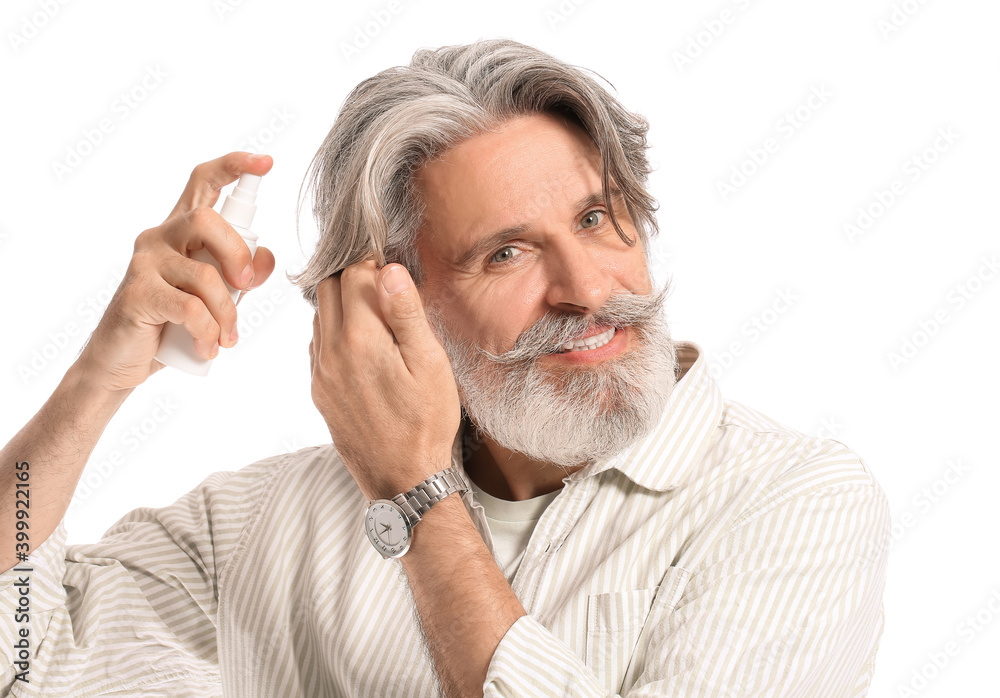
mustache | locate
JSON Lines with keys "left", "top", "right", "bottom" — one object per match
{"left": 478, "top": 281, "right": 672, "bottom": 365}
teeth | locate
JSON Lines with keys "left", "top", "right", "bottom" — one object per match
{"left": 558, "top": 327, "right": 616, "bottom": 353}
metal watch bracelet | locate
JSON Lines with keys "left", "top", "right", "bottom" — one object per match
{"left": 390, "top": 465, "right": 468, "bottom": 525}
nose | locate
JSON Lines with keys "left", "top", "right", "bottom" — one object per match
{"left": 542, "top": 235, "right": 613, "bottom": 315}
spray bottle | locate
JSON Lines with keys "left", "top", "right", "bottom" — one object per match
{"left": 153, "top": 172, "right": 262, "bottom": 375}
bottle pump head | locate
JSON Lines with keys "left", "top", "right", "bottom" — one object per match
{"left": 219, "top": 172, "right": 261, "bottom": 229}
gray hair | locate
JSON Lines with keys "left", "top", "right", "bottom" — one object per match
{"left": 287, "top": 38, "right": 659, "bottom": 310}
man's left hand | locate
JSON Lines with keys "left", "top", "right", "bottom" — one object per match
{"left": 309, "top": 259, "right": 461, "bottom": 500}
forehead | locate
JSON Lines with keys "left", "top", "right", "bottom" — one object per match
{"left": 414, "top": 112, "right": 603, "bottom": 258}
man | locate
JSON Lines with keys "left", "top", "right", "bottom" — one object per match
{"left": 1, "top": 39, "right": 889, "bottom": 696}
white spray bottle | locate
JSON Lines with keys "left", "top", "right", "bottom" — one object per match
{"left": 154, "top": 172, "right": 262, "bottom": 375}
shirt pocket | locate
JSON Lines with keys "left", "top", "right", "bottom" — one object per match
{"left": 585, "top": 567, "right": 693, "bottom": 695}
{"left": 585, "top": 586, "right": 659, "bottom": 694}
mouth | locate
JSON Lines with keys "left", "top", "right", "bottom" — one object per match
{"left": 554, "top": 325, "right": 619, "bottom": 354}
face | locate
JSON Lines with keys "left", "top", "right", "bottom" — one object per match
{"left": 414, "top": 112, "right": 679, "bottom": 469}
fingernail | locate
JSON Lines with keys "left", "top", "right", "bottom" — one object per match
{"left": 240, "top": 264, "right": 254, "bottom": 288}
{"left": 229, "top": 326, "right": 239, "bottom": 345}
{"left": 382, "top": 265, "right": 409, "bottom": 294}
{"left": 210, "top": 342, "right": 220, "bottom": 358}
{"left": 249, "top": 153, "right": 269, "bottom": 161}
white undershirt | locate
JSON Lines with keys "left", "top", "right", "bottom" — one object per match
{"left": 468, "top": 479, "right": 561, "bottom": 584}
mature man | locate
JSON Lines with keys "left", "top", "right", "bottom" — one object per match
{"left": 1, "top": 39, "right": 889, "bottom": 696}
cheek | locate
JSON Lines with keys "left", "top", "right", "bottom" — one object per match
{"left": 460, "top": 278, "right": 545, "bottom": 349}
{"left": 618, "top": 245, "right": 653, "bottom": 294}
{"left": 573, "top": 242, "right": 650, "bottom": 296}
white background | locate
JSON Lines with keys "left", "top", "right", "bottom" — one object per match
{"left": 1, "top": 0, "right": 997, "bottom": 694}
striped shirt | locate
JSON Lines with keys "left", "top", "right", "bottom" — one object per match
{"left": 1, "top": 340, "right": 891, "bottom": 696}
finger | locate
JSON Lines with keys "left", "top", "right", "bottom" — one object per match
{"left": 160, "top": 207, "right": 256, "bottom": 291}
{"left": 148, "top": 277, "right": 222, "bottom": 360}
{"left": 375, "top": 263, "right": 438, "bottom": 368}
{"left": 159, "top": 254, "right": 239, "bottom": 348}
{"left": 340, "top": 259, "right": 393, "bottom": 347}
{"left": 169, "top": 152, "right": 273, "bottom": 219}
{"left": 234, "top": 246, "right": 275, "bottom": 306}
{"left": 245, "top": 246, "right": 276, "bottom": 291}
{"left": 315, "top": 274, "right": 345, "bottom": 341}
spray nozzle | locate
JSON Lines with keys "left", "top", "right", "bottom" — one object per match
{"left": 233, "top": 172, "right": 261, "bottom": 200}
{"left": 220, "top": 172, "right": 261, "bottom": 229}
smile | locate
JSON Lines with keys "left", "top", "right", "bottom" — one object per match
{"left": 557, "top": 326, "right": 617, "bottom": 353}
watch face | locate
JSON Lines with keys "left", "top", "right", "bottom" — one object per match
{"left": 364, "top": 500, "right": 411, "bottom": 558}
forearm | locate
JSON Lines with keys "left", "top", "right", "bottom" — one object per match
{"left": 399, "top": 494, "right": 526, "bottom": 698}
{"left": 0, "top": 359, "right": 133, "bottom": 570}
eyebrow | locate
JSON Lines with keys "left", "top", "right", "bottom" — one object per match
{"left": 453, "top": 187, "right": 625, "bottom": 270}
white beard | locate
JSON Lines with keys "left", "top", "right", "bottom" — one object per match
{"left": 426, "top": 282, "right": 679, "bottom": 470}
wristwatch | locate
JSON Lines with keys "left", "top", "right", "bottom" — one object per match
{"left": 364, "top": 465, "right": 469, "bottom": 559}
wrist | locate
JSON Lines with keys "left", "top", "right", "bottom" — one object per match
{"left": 398, "top": 492, "right": 479, "bottom": 567}
{"left": 363, "top": 465, "right": 469, "bottom": 560}
{"left": 403, "top": 491, "right": 470, "bottom": 541}
{"left": 61, "top": 358, "right": 135, "bottom": 416}
{"left": 360, "top": 458, "right": 455, "bottom": 502}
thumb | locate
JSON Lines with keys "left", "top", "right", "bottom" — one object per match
{"left": 377, "top": 264, "right": 436, "bottom": 358}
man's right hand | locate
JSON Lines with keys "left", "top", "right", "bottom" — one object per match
{"left": 75, "top": 152, "right": 277, "bottom": 392}
{"left": 0, "top": 152, "right": 277, "bottom": 570}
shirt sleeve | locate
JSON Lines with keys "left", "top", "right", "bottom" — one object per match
{"left": 484, "top": 449, "right": 891, "bottom": 697}
{"left": 0, "top": 451, "right": 288, "bottom": 697}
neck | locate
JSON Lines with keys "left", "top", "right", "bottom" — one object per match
{"left": 461, "top": 415, "right": 583, "bottom": 501}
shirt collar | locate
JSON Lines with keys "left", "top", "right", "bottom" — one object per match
{"left": 450, "top": 340, "right": 723, "bottom": 494}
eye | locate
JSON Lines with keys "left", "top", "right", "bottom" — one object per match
{"left": 580, "top": 210, "right": 605, "bottom": 229}
{"left": 489, "top": 246, "right": 521, "bottom": 266}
